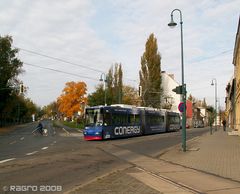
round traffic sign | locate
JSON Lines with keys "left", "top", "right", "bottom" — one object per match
{"left": 178, "top": 102, "right": 186, "bottom": 113}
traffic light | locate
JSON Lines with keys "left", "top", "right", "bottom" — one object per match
{"left": 20, "top": 84, "right": 24, "bottom": 94}
{"left": 172, "top": 85, "right": 183, "bottom": 94}
{"left": 138, "top": 85, "right": 142, "bottom": 97}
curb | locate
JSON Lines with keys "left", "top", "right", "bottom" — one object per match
{"left": 155, "top": 128, "right": 211, "bottom": 158}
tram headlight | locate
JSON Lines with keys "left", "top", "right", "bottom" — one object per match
{"left": 95, "top": 132, "right": 101, "bottom": 135}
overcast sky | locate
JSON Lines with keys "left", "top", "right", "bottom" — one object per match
{"left": 0, "top": 0, "right": 239, "bottom": 107}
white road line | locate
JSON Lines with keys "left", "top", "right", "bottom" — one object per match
{"left": 51, "top": 141, "right": 57, "bottom": 146}
{"left": 20, "top": 137, "right": 25, "bottom": 140}
{"left": 62, "top": 128, "right": 70, "bottom": 135}
{"left": 9, "top": 141, "right": 17, "bottom": 145}
{"left": 41, "top": 147, "right": 48, "bottom": 150}
{"left": 26, "top": 151, "right": 38, "bottom": 156}
{"left": 0, "top": 158, "right": 16, "bottom": 164}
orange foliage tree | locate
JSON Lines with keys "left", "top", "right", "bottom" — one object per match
{"left": 57, "top": 81, "right": 87, "bottom": 117}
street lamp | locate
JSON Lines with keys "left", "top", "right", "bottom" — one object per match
{"left": 211, "top": 78, "right": 218, "bottom": 131}
{"left": 168, "top": 9, "right": 187, "bottom": 152}
{"left": 100, "top": 73, "right": 107, "bottom": 106}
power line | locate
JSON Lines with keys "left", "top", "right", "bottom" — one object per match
{"left": 17, "top": 47, "right": 104, "bottom": 73}
{"left": 24, "top": 62, "right": 99, "bottom": 81}
{"left": 189, "top": 49, "right": 233, "bottom": 64}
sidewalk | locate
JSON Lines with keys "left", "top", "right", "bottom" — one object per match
{"left": 160, "top": 128, "right": 240, "bottom": 182}
{"left": 68, "top": 128, "right": 240, "bottom": 194}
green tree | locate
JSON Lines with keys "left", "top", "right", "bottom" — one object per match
{"left": 207, "top": 106, "right": 216, "bottom": 128}
{"left": 87, "top": 84, "right": 105, "bottom": 106}
{"left": 118, "top": 64, "right": 123, "bottom": 103}
{"left": 88, "top": 63, "right": 123, "bottom": 106}
{"left": 139, "top": 33, "right": 162, "bottom": 108}
{"left": 42, "top": 101, "right": 59, "bottom": 118}
{"left": 122, "top": 85, "right": 139, "bottom": 105}
{"left": 0, "top": 36, "right": 23, "bottom": 125}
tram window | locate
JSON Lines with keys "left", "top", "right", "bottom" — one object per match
{"left": 168, "top": 116, "right": 180, "bottom": 124}
{"left": 85, "top": 109, "right": 103, "bottom": 126}
{"left": 135, "top": 115, "right": 140, "bottom": 124}
{"left": 146, "top": 114, "right": 163, "bottom": 125}
{"left": 129, "top": 114, "right": 135, "bottom": 124}
{"left": 112, "top": 113, "right": 128, "bottom": 125}
{"left": 104, "top": 112, "right": 112, "bottom": 126}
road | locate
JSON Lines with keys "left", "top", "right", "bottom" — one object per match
{"left": 0, "top": 120, "right": 209, "bottom": 193}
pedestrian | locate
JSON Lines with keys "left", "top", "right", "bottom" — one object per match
{"left": 222, "top": 119, "right": 226, "bottom": 131}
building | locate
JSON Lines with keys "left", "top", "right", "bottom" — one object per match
{"left": 225, "top": 77, "right": 235, "bottom": 128}
{"left": 161, "top": 71, "right": 181, "bottom": 112}
{"left": 232, "top": 17, "right": 240, "bottom": 131}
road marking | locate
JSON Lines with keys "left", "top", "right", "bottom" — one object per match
{"left": 26, "top": 151, "right": 38, "bottom": 156}
{"left": 20, "top": 137, "right": 25, "bottom": 140}
{"left": 0, "top": 158, "right": 16, "bottom": 164}
{"left": 9, "top": 141, "right": 17, "bottom": 145}
{"left": 41, "top": 147, "right": 48, "bottom": 150}
{"left": 62, "top": 128, "right": 70, "bottom": 136}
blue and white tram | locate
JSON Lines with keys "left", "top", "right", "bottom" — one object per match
{"left": 83, "top": 104, "right": 180, "bottom": 140}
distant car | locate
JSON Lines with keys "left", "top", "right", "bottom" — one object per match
{"left": 193, "top": 121, "right": 204, "bottom": 128}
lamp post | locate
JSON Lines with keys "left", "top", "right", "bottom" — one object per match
{"left": 168, "top": 9, "right": 187, "bottom": 152}
{"left": 211, "top": 78, "right": 218, "bottom": 131}
{"left": 100, "top": 73, "right": 107, "bottom": 106}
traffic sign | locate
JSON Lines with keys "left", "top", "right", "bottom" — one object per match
{"left": 178, "top": 102, "right": 186, "bottom": 113}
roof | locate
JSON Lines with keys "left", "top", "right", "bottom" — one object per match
{"left": 233, "top": 16, "right": 240, "bottom": 66}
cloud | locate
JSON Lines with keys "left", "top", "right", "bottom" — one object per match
{"left": 0, "top": 0, "right": 239, "bottom": 106}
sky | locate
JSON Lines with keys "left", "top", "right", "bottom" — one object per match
{"left": 0, "top": 0, "right": 239, "bottom": 108}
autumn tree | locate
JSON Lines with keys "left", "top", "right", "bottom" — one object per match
{"left": 57, "top": 81, "right": 87, "bottom": 118}
{"left": 139, "top": 33, "right": 162, "bottom": 108}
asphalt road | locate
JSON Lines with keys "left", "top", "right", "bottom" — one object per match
{"left": 0, "top": 120, "right": 209, "bottom": 193}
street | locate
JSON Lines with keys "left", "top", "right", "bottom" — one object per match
{"left": 0, "top": 120, "right": 209, "bottom": 193}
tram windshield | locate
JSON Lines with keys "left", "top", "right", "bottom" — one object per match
{"left": 85, "top": 108, "right": 103, "bottom": 126}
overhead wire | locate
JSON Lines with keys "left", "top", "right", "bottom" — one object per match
{"left": 188, "top": 49, "right": 233, "bottom": 64}
{"left": 16, "top": 47, "right": 104, "bottom": 73}
{"left": 24, "top": 62, "right": 99, "bottom": 81}
{"left": 18, "top": 47, "right": 233, "bottom": 86}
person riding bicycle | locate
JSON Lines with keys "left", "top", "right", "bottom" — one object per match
{"left": 37, "top": 122, "right": 43, "bottom": 135}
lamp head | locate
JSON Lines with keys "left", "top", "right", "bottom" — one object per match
{"left": 168, "top": 15, "right": 177, "bottom": 28}
{"left": 99, "top": 78, "right": 103, "bottom": 81}
{"left": 211, "top": 80, "right": 214, "bottom": 86}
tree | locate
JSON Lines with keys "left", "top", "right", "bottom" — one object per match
{"left": 202, "top": 98, "right": 207, "bottom": 108}
{"left": 118, "top": 64, "right": 123, "bottom": 103}
{"left": 0, "top": 36, "right": 24, "bottom": 125}
{"left": 42, "top": 101, "right": 59, "bottom": 119}
{"left": 88, "top": 63, "right": 123, "bottom": 106}
{"left": 139, "top": 33, "right": 162, "bottom": 108}
{"left": 122, "top": 85, "right": 140, "bottom": 105}
{"left": 207, "top": 106, "right": 216, "bottom": 128}
{"left": 57, "top": 81, "right": 87, "bottom": 118}
{"left": 110, "top": 63, "right": 123, "bottom": 104}
{"left": 87, "top": 84, "right": 105, "bottom": 106}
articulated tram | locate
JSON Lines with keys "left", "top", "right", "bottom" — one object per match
{"left": 83, "top": 104, "right": 180, "bottom": 140}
